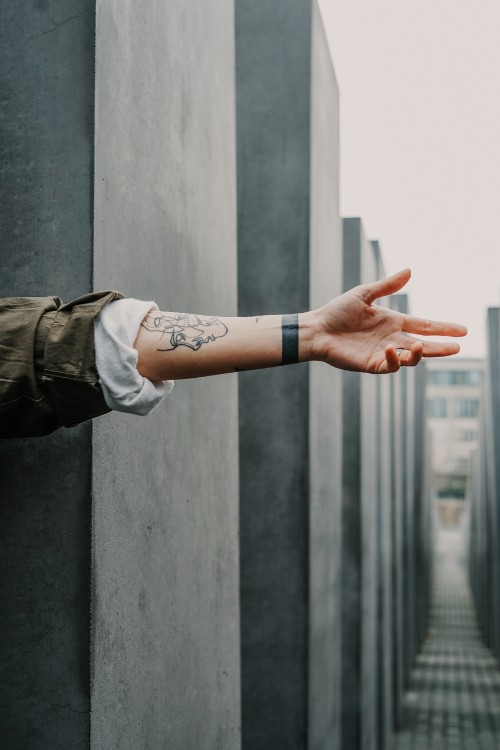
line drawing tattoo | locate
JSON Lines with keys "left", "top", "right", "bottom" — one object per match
{"left": 255, "top": 316, "right": 263, "bottom": 323}
{"left": 141, "top": 312, "right": 228, "bottom": 352}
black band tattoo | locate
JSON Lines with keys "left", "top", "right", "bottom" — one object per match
{"left": 141, "top": 312, "right": 228, "bottom": 352}
{"left": 281, "top": 314, "right": 299, "bottom": 365}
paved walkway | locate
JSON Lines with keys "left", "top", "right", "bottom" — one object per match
{"left": 394, "top": 517, "right": 500, "bottom": 750}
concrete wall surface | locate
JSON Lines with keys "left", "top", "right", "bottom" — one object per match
{"left": 341, "top": 221, "right": 431, "bottom": 750}
{"left": 371, "top": 241, "right": 394, "bottom": 750}
{"left": 237, "top": 0, "right": 345, "bottom": 748}
{"left": 376, "top": 344, "right": 394, "bottom": 750}
{"left": 341, "top": 218, "right": 380, "bottom": 750}
{"left": 236, "top": 1, "right": 312, "bottom": 748}
{"left": 92, "top": 2, "right": 240, "bottom": 748}
{"left": 470, "top": 309, "right": 500, "bottom": 656}
{"left": 414, "top": 363, "right": 432, "bottom": 649}
{"left": 308, "top": 3, "right": 343, "bottom": 749}
{"left": 388, "top": 294, "right": 406, "bottom": 729}
{"left": 0, "top": 1, "right": 96, "bottom": 747}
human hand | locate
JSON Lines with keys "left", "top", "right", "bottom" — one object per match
{"left": 311, "top": 269, "right": 467, "bottom": 374}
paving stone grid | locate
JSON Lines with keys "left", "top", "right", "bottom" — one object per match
{"left": 393, "top": 518, "right": 500, "bottom": 750}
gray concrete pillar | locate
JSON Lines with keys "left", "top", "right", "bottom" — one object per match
{"left": 485, "top": 309, "right": 500, "bottom": 657}
{"left": 309, "top": 4, "right": 343, "bottom": 748}
{"left": 470, "top": 309, "right": 500, "bottom": 654}
{"left": 341, "top": 218, "right": 380, "bottom": 750}
{"left": 1, "top": 2, "right": 240, "bottom": 748}
{"left": 388, "top": 294, "right": 408, "bottom": 727}
{"left": 472, "top": 357, "right": 493, "bottom": 645}
{"left": 414, "top": 363, "right": 430, "bottom": 648}
{"left": 376, "top": 363, "right": 394, "bottom": 750}
{"left": 403, "top": 348, "right": 424, "bottom": 672}
{"left": 470, "top": 382, "right": 493, "bottom": 647}
{"left": 400, "top": 312, "right": 417, "bottom": 688}
{"left": 91, "top": 3, "right": 240, "bottom": 748}
{"left": 1, "top": 3, "right": 97, "bottom": 747}
{"left": 400, "top": 307, "right": 431, "bottom": 686}
{"left": 236, "top": 1, "right": 343, "bottom": 747}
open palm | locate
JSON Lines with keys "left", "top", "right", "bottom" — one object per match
{"left": 314, "top": 269, "right": 467, "bottom": 374}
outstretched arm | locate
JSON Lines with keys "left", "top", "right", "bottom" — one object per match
{"left": 134, "top": 269, "right": 467, "bottom": 381}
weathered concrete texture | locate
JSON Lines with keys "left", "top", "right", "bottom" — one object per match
{"left": 92, "top": 2, "right": 240, "bottom": 749}
{"left": 470, "top": 309, "right": 500, "bottom": 659}
{"left": 470, "top": 343, "right": 494, "bottom": 649}
{"left": 237, "top": 1, "right": 342, "bottom": 748}
{"left": 371, "top": 242, "right": 394, "bottom": 750}
{"left": 469, "top": 440, "right": 489, "bottom": 646}
{"left": 0, "top": 0, "right": 95, "bottom": 298}
{"left": 388, "top": 294, "right": 432, "bottom": 733}
{"left": 393, "top": 296, "right": 417, "bottom": 696}
{"left": 0, "top": 426, "right": 92, "bottom": 748}
{"left": 406, "top": 315, "right": 432, "bottom": 684}
{"left": 402, "top": 347, "right": 429, "bottom": 680}
{"left": 0, "top": 1, "right": 96, "bottom": 747}
{"left": 388, "top": 294, "right": 407, "bottom": 731}
{"left": 402, "top": 362, "right": 418, "bottom": 680}
{"left": 414, "top": 363, "right": 432, "bottom": 650}
{"left": 341, "top": 218, "right": 380, "bottom": 750}
{"left": 341, "top": 226, "right": 432, "bottom": 750}
{"left": 385, "top": 294, "right": 430, "bottom": 700}
{"left": 485, "top": 309, "right": 500, "bottom": 659}
{"left": 308, "top": 4, "right": 343, "bottom": 750}
{"left": 236, "top": 0, "right": 311, "bottom": 735}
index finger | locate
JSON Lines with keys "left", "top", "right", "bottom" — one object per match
{"left": 401, "top": 314, "right": 467, "bottom": 337}
{"left": 361, "top": 268, "right": 412, "bottom": 304}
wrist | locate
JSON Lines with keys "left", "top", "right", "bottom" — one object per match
{"left": 298, "top": 310, "right": 323, "bottom": 363}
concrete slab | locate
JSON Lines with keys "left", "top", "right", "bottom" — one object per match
{"left": 92, "top": 2, "right": 240, "bottom": 748}
{"left": 308, "top": 4, "right": 343, "bottom": 749}
{"left": 470, "top": 309, "right": 500, "bottom": 656}
{"left": 0, "top": 2, "right": 95, "bottom": 746}
{"left": 236, "top": 0, "right": 311, "bottom": 742}
{"left": 341, "top": 218, "right": 380, "bottom": 750}
{"left": 237, "top": 1, "right": 342, "bottom": 748}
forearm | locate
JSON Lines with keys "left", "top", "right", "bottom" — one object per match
{"left": 134, "top": 310, "right": 319, "bottom": 381}
{"left": 133, "top": 270, "right": 468, "bottom": 382}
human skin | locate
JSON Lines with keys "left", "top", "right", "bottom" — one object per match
{"left": 133, "top": 268, "right": 467, "bottom": 382}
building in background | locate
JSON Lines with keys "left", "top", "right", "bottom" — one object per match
{"left": 426, "top": 358, "right": 484, "bottom": 517}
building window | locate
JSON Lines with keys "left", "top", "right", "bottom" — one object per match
{"left": 454, "top": 398, "right": 479, "bottom": 419}
{"left": 428, "top": 398, "right": 447, "bottom": 418}
{"left": 428, "top": 370, "right": 482, "bottom": 386}
{"left": 457, "top": 429, "right": 476, "bottom": 442}
{"left": 455, "top": 457, "right": 469, "bottom": 473}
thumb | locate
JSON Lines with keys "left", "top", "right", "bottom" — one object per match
{"left": 361, "top": 268, "right": 412, "bottom": 304}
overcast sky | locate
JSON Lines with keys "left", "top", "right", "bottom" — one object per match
{"left": 318, "top": 0, "right": 500, "bottom": 358}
